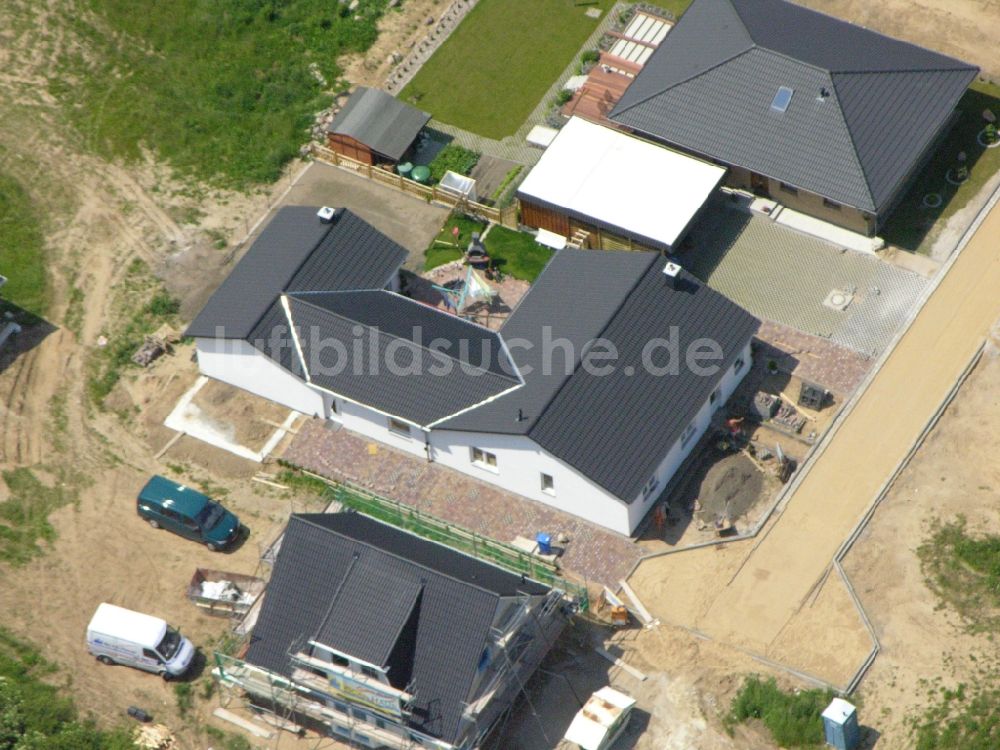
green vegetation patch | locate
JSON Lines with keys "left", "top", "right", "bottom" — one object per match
{"left": 912, "top": 673, "right": 1000, "bottom": 750}
{"left": 884, "top": 81, "right": 1000, "bottom": 254}
{"left": 486, "top": 226, "right": 551, "bottom": 282}
{"left": 424, "top": 213, "right": 487, "bottom": 270}
{"left": 56, "top": 0, "right": 393, "bottom": 188}
{"left": 0, "top": 627, "right": 135, "bottom": 748}
{"left": 919, "top": 515, "right": 1000, "bottom": 632}
{"left": 0, "top": 171, "right": 49, "bottom": 317}
{"left": 400, "top": 0, "right": 613, "bottom": 139}
{"left": 726, "top": 675, "right": 835, "bottom": 748}
{"left": 88, "top": 258, "right": 181, "bottom": 406}
{"left": 0, "top": 468, "right": 84, "bottom": 566}
{"left": 428, "top": 144, "right": 480, "bottom": 184}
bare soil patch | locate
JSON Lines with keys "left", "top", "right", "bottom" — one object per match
{"left": 190, "top": 378, "right": 291, "bottom": 451}
{"left": 841, "top": 343, "right": 1000, "bottom": 748}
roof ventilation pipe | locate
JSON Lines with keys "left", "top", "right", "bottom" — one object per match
{"left": 662, "top": 261, "right": 682, "bottom": 289}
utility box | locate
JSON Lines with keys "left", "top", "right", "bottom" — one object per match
{"left": 822, "top": 698, "right": 860, "bottom": 750}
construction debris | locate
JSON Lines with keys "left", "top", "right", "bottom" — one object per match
{"left": 132, "top": 335, "right": 169, "bottom": 367}
{"left": 133, "top": 724, "right": 177, "bottom": 750}
{"left": 595, "top": 646, "right": 647, "bottom": 682}
{"left": 772, "top": 400, "right": 807, "bottom": 433}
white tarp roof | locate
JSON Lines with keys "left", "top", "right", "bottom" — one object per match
{"left": 518, "top": 117, "right": 725, "bottom": 249}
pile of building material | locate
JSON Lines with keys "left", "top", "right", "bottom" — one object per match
{"left": 200, "top": 579, "right": 254, "bottom": 606}
{"left": 772, "top": 400, "right": 807, "bottom": 433}
{"left": 132, "top": 335, "right": 169, "bottom": 367}
{"left": 134, "top": 724, "right": 177, "bottom": 750}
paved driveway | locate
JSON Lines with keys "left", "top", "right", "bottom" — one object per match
{"left": 281, "top": 161, "right": 448, "bottom": 266}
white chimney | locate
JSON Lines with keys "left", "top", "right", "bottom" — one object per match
{"left": 662, "top": 261, "right": 682, "bottom": 288}
{"left": 317, "top": 206, "right": 337, "bottom": 223}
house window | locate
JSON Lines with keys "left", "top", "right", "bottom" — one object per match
{"left": 333, "top": 700, "right": 348, "bottom": 714}
{"left": 360, "top": 665, "right": 381, "bottom": 680}
{"left": 823, "top": 197, "right": 842, "bottom": 211}
{"left": 351, "top": 708, "right": 367, "bottom": 721}
{"left": 471, "top": 447, "right": 498, "bottom": 471}
{"left": 709, "top": 386, "right": 722, "bottom": 407}
{"left": 641, "top": 475, "right": 659, "bottom": 499}
{"left": 733, "top": 356, "right": 745, "bottom": 374}
{"left": 681, "top": 422, "right": 697, "bottom": 448}
{"left": 540, "top": 473, "right": 555, "bottom": 496}
{"left": 387, "top": 417, "right": 411, "bottom": 438}
{"left": 329, "top": 398, "right": 339, "bottom": 415}
{"left": 779, "top": 182, "right": 798, "bottom": 196}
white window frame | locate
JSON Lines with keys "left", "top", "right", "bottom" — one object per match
{"left": 709, "top": 386, "right": 722, "bottom": 407}
{"left": 471, "top": 447, "right": 498, "bottom": 472}
{"left": 680, "top": 421, "right": 698, "bottom": 448}
{"left": 387, "top": 417, "right": 411, "bottom": 438}
{"left": 641, "top": 475, "right": 659, "bottom": 499}
{"left": 540, "top": 473, "right": 555, "bottom": 496}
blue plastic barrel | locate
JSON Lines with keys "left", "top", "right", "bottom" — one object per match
{"left": 536, "top": 533, "right": 552, "bottom": 555}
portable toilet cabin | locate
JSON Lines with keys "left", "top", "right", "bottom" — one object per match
{"left": 822, "top": 697, "right": 860, "bottom": 750}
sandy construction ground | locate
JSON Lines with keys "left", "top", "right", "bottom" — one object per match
{"left": 841, "top": 340, "right": 1000, "bottom": 749}
{"left": 799, "top": 0, "right": 1000, "bottom": 78}
{"left": 629, "top": 183, "right": 1000, "bottom": 692}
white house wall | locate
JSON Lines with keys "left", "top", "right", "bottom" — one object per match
{"left": 626, "top": 340, "right": 753, "bottom": 530}
{"left": 334, "top": 398, "right": 429, "bottom": 460}
{"left": 194, "top": 337, "right": 325, "bottom": 416}
{"left": 427, "top": 430, "right": 633, "bottom": 535}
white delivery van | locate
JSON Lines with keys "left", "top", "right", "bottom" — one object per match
{"left": 86, "top": 603, "right": 195, "bottom": 680}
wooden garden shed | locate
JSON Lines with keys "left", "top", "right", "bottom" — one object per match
{"left": 326, "top": 87, "right": 431, "bottom": 167}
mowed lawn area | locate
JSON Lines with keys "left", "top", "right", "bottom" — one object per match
{"left": 0, "top": 172, "right": 48, "bottom": 317}
{"left": 400, "top": 0, "right": 614, "bottom": 139}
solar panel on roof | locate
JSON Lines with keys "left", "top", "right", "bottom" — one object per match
{"left": 771, "top": 86, "right": 794, "bottom": 112}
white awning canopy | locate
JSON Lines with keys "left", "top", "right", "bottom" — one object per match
{"left": 518, "top": 117, "right": 726, "bottom": 249}
{"left": 535, "top": 228, "right": 568, "bottom": 250}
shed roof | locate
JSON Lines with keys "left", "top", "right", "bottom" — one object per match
{"left": 609, "top": 0, "right": 977, "bottom": 213}
{"left": 517, "top": 117, "right": 725, "bottom": 250}
{"left": 327, "top": 87, "right": 431, "bottom": 161}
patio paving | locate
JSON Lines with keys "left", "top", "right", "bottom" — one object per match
{"left": 280, "top": 419, "right": 643, "bottom": 588}
{"left": 678, "top": 200, "right": 929, "bottom": 358}
{"left": 755, "top": 320, "right": 873, "bottom": 397}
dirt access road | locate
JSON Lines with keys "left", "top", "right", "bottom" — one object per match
{"left": 799, "top": 0, "right": 1000, "bottom": 78}
{"left": 630, "top": 186, "right": 1000, "bottom": 680}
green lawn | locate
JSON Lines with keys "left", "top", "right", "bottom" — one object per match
{"left": 883, "top": 81, "right": 1000, "bottom": 254}
{"left": 424, "top": 213, "right": 486, "bottom": 270}
{"left": 55, "top": 0, "right": 394, "bottom": 188}
{"left": 400, "top": 0, "right": 614, "bottom": 139}
{"left": 425, "top": 215, "right": 551, "bottom": 282}
{"left": 0, "top": 172, "right": 48, "bottom": 317}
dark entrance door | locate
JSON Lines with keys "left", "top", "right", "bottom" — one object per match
{"left": 750, "top": 172, "right": 770, "bottom": 196}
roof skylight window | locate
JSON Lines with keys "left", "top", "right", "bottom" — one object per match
{"left": 771, "top": 86, "right": 794, "bottom": 113}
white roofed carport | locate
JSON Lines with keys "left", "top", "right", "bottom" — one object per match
{"left": 518, "top": 117, "right": 725, "bottom": 251}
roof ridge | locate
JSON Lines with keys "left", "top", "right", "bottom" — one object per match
{"left": 295, "top": 514, "right": 525, "bottom": 598}
{"left": 830, "top": 65, "right": 978, "bottom": 77}
{"left": 286, "top": 293, "right": 522, "bottom": 386}
{"left": 613, "top": 45, "right": 756, "bottom": 118}
{"left": 825, "top": 72, "right": 882, "bottom": 211}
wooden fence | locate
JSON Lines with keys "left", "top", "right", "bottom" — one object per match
{"left": 311, "top": 143, "right": 519, "bottom": 229}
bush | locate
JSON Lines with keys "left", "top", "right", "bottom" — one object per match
{"left": 984, "top": 123, "right": 998, "bottom": 144}
{"left": 727, "top": 676, "right": 834, "bottom": 747}
{"left": 581, "top": 49, "right": 600, "bottom": 64}
{"left": 555, "top": 88, "right": 574, "bottom": 106}
{"left": 427, "top": 144, "right": 481, "bottom": 183}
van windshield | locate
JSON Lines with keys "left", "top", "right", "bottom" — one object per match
{"left": 196, "top": 502, "right": 225, "bottom": 530}
{"left": 158, "top": 628, "right": 182, "bottom": 660}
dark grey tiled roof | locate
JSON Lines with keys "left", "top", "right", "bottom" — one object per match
{"left": 610, "top": 0, "right": 977, "bottom": 213}
{"left": 327, "top": 86, "right": 431, "bottom": 161}
{"left": 187, "top": 207, "right": 407, "bottom": 340}
{"left": 285, "top": 291, "right": 521, "bottom": 427}
{"left": 437, "top": 250, "right": 655, "bottom": 434}
{"left": 245, "top": 513, "right": 549, "bottom": 743}
{"left": 529, "top": 260, "right": 760, "bottom": 502}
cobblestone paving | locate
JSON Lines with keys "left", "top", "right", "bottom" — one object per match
{"left": 755, "top": 320, "right": 873, "bottom": 397}
{"left": 426, "top": 3, "right": 627, "bottom": 166}
{"left": 281, "top": 420, "right": 643, "bottom": 587}
{"left": 680, "top": 202, "right": 929, "bottom": 357}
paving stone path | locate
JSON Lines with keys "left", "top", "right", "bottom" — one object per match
{"left": 281, "top": 419, "right": 643, "bottom": 587}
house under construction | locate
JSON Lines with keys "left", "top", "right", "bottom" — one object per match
{"left": 214, "top": 513, "right": 567, "bottom": 748}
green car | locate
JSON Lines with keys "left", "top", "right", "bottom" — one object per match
{"left": 137, "top": 475, "right": 241, "bottom": 551}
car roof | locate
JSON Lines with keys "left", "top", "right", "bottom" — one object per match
{"left": 138, "top": 475, "right": 212, "bottom": 516}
